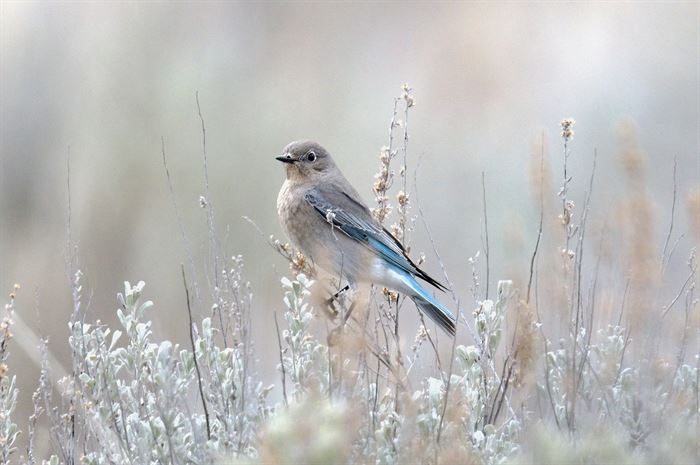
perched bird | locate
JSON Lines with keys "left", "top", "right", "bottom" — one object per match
{"left": 276, "top": 140, "right": 456, "bottom": 336}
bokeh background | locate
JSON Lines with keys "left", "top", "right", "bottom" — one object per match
{"left": 1, "top": 1, "right": 698, "bottom": 455}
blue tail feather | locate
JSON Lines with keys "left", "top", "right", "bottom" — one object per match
{"left": 400, "top": 270, "right": 456, "bottom": 336}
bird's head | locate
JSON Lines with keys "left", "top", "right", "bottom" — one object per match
{"left": 276, "top": 140, "right": 336, "bottom": 182}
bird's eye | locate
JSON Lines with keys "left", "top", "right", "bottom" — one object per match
{"left": 306, "top": 151, "right": 316, "bottom": 162}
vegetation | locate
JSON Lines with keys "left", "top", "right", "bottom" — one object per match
{"left": 1, "top": 87, "right": 697, "bottom": 464}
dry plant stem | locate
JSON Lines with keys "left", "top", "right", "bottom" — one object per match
{"left": 371, "top": 324, "right": 381, "bottom": 433}
{"left": 488, "top": 355, "right": 515, "bottom": 426}
{"left": 393, "top": 300, "right": 401, "bottom": 414}
{"left": 533, "top": 237, "right": 562, "bottom": 431}
{"left": 665, "top": 233, "right": 686, "bottom": 272}
{"left": 342, "top": 316, "right": 398, "bottom": 382}
{"left": 399, "top": 94, "right": 410, "bottom": 245}
{"left": 196, "top": 92, "right": 230, "bottom": 348}
{"left": 419, "top": 191, "right": 511, "bottom": 422}
{"left": 373, "top": 97, "right": 399, "bottom": 224}
{"left": 558, "top": 124, "right": 576, "bottom": 434}
{"left": 527, "top": 215, "right": 544, "bottom": 305}
{"left": 394, "top": 92, "right": 414, "bottom": 395}
{"left": 274, "top": 312, "right": 288, "bottom": 407}
{"left": 418, "top": 312, "right": 443, "bottom": 374}
{"left": 65, "top": 152, "right": 75, "bottom": 274}
{"left": 413, "top": 168, "right": 477, "bottom": 344}
{"left": 196, "top": 91, "right": 220, "bottom": 289}
{"left": 661, "top": 156, "right": 678, "bottom": 272}
{"left": 181, "top": 264, "right": 212, "bottom": 440}
{"left": 618, "top": 277, "right": 631, "bottom": 326}
{"left": 482, "top": 171, "right": 491, "bottom": 300}
{"left": 27, "top": 386, "right": 43, "bottom": 465}
{"left": 674, "top": 286, "right": 695, "bottom": 375}
{"left": 66, "top": 162, "right": 87, "bottom": 456}
{"left": 415, "top": 171, "right": 514, "bottom": 444}
{"left": 436, "top": 298, "right": 460, "bottom": 447}
{"left": 663, "top": 249, "right": 697, "bottom": 317}
{"left": 67, "top": 269, "right": 82, "bottom": 463}
{"left": 559, "top": 126, "right": 576, "bottom": 344}
{"left": 413, "top": 165, "right": 465, "bottom": 445}
{"left": 242, "top": 216, "right": 317, "bottom": 278}
{"left": 529, "top": 133, "right": 562, "bottom": 429}
{"left": 526, "top": 134, "right": 546, "bottom": 304}
{"left": 568, "top": 150, "right": 598, "bottom": 431}
{"left": 161, "top": 137, "right": 200, "bottom": 300}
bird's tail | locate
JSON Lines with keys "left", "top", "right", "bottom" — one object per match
{"left": 401, "top": 272, "right": 456, "bottom": 336}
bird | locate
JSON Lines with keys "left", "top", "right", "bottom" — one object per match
{"left": 275, "top": 140, "right": 456, "bottom": 336}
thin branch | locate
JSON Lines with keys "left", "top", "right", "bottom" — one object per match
{"left": 527, "top": 134, "right": 546, "bottom": 304}
{"left": 665, "top": 233, "right": 687, "bottom": 271}
{"left": 413, "top": 166, "right": 477, "bottom": 344}
{"left": 661, "top": 156, "right": 678, "bottom": 272}
{"left": 491, "top": 360, "right": 515, "bottom": 426}
{"left": 534, "top": 278, "right": 562, "bottom": 431}
{"left": 195, "top": 92, "right": 229, "bottom": 348}
{"left": 418, "top": 312, "right": 443, "bottom": 374}
{"left": 436, "top": 296, "right": 460, "bottom": 446}
{"left": 161, "top": 137, "right": 200, "bottom": 300}
{"left": 662, "top": 249, "right": 697, "bottom": 317}
{"left": 65, "top": 149, "right": 76, "bottom": 274}
{"left": 181, "top": 264, "right": 211, "bottom": 440}
{"left": 274, "top": 312, "right": 289, "bottom": 407}
{"left": 482, "top": 171, "right": 490, "bottom": 300}
{"left": 615, "top": 278, "right": 630, "bottom": 329}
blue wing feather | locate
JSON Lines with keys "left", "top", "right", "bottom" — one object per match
{"left": 304, "top": 187, "right": 447, "bottom": 291}
{"left": 304, "top": 185, "right": 455, "bottom": 335}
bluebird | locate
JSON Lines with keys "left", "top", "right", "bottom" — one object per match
{"left": 276, "top": 140, "right": 456, "bottom": 336}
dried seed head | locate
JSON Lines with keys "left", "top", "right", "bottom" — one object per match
{"left": 560, "top": 118, "right": 575, "bottom": 140}
{"left": 382, "top": 287, "right": 399, "bottom": 303}
{"left": 397, "top": 190, "right": 409, "bottom": 206}
{"left": 411, "top": 325, "right": 428, "bottom": 352}
{"left": 379, "top": 146, "right": 391, "bottom": 164}
{"left": 401, "top": 83, "right": 415, "bottom": 107}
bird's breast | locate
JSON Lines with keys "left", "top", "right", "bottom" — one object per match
{"left": 277, "top": 182, "right": 315, "bottom": 251}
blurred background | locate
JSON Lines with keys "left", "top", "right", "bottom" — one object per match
{"left": 1, "top": 1, "right": 698, "bottom": 454}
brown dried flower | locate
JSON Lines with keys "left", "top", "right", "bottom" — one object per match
{"left": 382, "top": 287, "right": 399, "bottom": 303}
{"left": 560, "top": 118, "right": 575, "bottom": 140}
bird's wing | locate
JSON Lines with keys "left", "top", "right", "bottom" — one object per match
{"left": 304, "top": 185, "right": 447, "bottom": 291}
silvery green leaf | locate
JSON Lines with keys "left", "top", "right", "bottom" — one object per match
{"left": 473, "top": 430, "right": 485, "bottom": 446}
{"left": 201, "top": 317, "right": 212, "bottom": 340}
{"left": 158, "top": 341, "right": 172, "bottom": 364}
{"left": 427, "top": 377, "right": 443, "bottom": 403}
{"left": 138, "top": 300, "right": 154, "bottom": 315}
{"left": 117, "top": 292, "right": 126, "bottom": 308}
{"left": 109, "top": 330, "right": 122, "bottom": 350}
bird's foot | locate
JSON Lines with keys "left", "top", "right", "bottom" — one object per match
{"left": 325, "top": 283, "right": 350, "bottom": 306}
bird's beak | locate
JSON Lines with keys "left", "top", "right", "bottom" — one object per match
{"left": 275, "top": 153, "right": 296, "bottom": 164}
